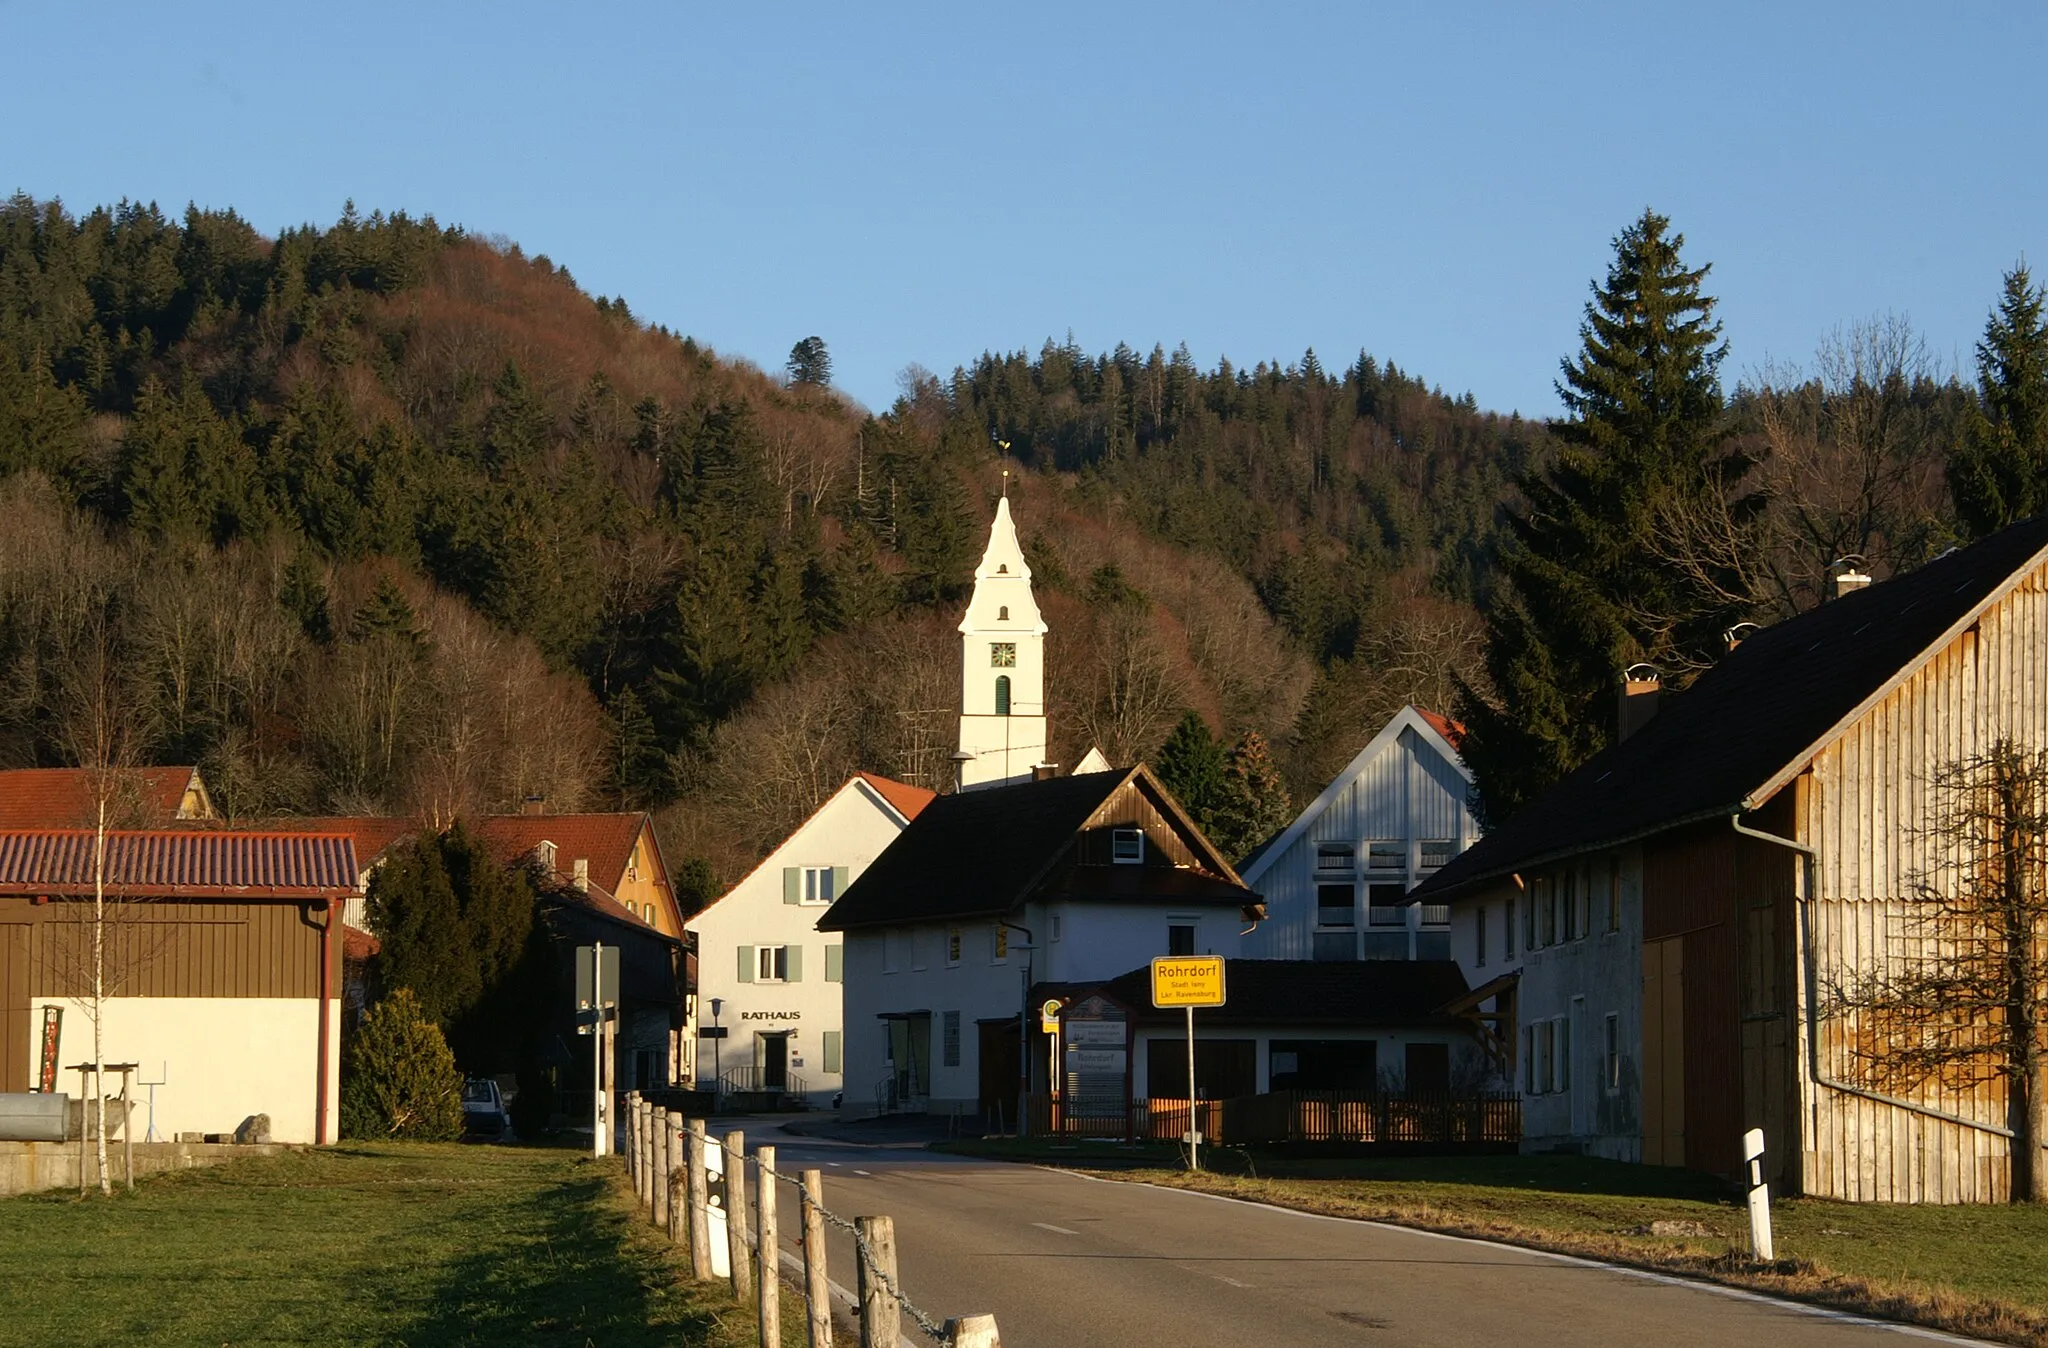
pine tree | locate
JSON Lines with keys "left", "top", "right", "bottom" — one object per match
{"left": 606, "top": 687, "right": 669, "bottom": 807}
{"left": 1951, "top": 264, "right": 2048, "bottom": 537}
{"left": 1210, "top": 731, "right": 1293, "bottom": 862}
{"left": 366, "top": 838, "right": 478, "bottom": 1029}
{"left": 339, "top": 988, "right": 464, "bottom": 1141}
{"left": 786, "top": 336, "right": 832, "bottom": 387}
{"left": 1154, "top": 710, "right": 1227, "bottom": 832}
{"left": 1459, "top": 209, "right": 1751, "bottom": 822}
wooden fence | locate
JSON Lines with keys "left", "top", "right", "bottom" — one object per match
{"left": 1032, "top": 1090, "right": 1521, "bottom": 1148}
{"left": 621, "top": 1091, "right": 1002, "bottom": 1348}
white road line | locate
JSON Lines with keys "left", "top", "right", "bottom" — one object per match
{"left": 1213, "top": 1275, "right": 1250, "bottom": 1288}
{"left": 1032, "top": 1222, "right": 1079, "bottom": 1235}
{"left": 1050, "top": 1169, "right": 1996, "bottom": 1346}
{"left": 853, "top": 1168, "right": 873, "bottom": 1176}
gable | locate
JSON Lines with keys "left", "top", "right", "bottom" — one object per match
{"left": 691, "top": 774, "right": 917, "bottom": 924}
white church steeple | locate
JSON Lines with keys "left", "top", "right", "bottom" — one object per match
{"left": 956, "top": 493, "right": 1048, "bottom": 790}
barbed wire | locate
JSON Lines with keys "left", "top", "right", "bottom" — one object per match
{"left": 704, "top": 1129, "right": 952, "bottom": 1345}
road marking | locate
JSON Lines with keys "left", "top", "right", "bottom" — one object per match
{"left": 1032, "top": 1222, "right": 1079, "bottom": 1235}
{"left": 1214, "top": 1275, "right": 1250, "bottom": 1288}
{"left": 853, "top": 1168, "right": 873, "bottom": 1176}
{"left": 1049, "top": 1169, "right": 1996, "bottom": 1346}
{"left": 827, "top": 1161, "right": 842, "bottom": 1167}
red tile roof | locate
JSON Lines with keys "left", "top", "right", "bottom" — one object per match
{"left": 856, "top": 772, "right": 937, "bottom": 822}
{"left": 471, "top": 814, "right": 652, "bottom": 893}
{"left": 261, "top": 816, "right": 419, "bottom": 869}
{"left": 343, "top": 925, "right": 382, "bottom": 961}
{"left": 1413, "top": 705, "right": 1467, "bottom": 751}
{"left": 0, "top": 767, "right": 203, "bottom": 829}
{"left": 0, "top": 830, "right": 359, "bottom": 898}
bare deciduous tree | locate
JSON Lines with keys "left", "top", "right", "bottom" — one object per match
{"left": 1826, "top": 739, "right": 2048, "bottom": 1202}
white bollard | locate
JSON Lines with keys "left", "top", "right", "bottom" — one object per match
{"left": 1743, "top": 1127, "right": 1774, "bottom": 1262}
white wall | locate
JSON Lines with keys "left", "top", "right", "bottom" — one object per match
{"left": 690, "top": 779, "right": 910, "bottom": 1107}
{"left": 32, "top": 995, "right": 335, "bottom": 1144}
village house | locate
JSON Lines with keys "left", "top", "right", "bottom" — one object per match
{"left": 1416, "top": 516, "right": 2048, "bottom": 1202}
{"left": 688, "top": 772, "right": 934, "bottom": 1109}
{"left": 1238, "top": 705, "right": 1479, "bottom": 963}
{"left": 0, "top": 766, "right": 214, "bottom": 829}
{"left": 0, "top": 828, "right": 355, "bottom": 1144}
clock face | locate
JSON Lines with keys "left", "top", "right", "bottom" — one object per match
{"left": 991, "top": 642, "right": 1017, "bottom": 668}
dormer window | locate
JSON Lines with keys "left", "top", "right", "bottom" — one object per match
{"left": 1112, "top": 829, "right": 1144, "bottom": 864}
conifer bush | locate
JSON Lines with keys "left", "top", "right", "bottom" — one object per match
{"left": 340, "top": 988, "right": 465, "bottom": 1141}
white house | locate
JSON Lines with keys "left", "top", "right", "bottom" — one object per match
{"left": 688, "top": 773, "right": 933, "bottom": 1108}
{"left": 1239, "top": 705, "right": 1480, "bottom": 963}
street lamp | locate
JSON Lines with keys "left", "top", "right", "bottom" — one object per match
{"left": 1000, "top": 923, "right": 1035, "bottom": 1138}
{"left": 709, "top": 997, "right": 724, "bottom": 1096}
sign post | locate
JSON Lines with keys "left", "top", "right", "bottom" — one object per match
{"left": 576, "top": 942, "right": 620, "bottom": 1157}
{"left": 1150, "top": 956, "right": 1226, "bottom": 1171}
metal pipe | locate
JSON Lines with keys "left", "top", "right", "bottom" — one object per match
{"left": 1730, "top": 815, "right": 2019, "bottom": 1140}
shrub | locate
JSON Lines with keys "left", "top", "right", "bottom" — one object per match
{"left": 340, "top": 988, "right": 464, "bottom": 1141}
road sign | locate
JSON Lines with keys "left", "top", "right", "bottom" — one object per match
{"left": 1150, "top": 955, "right": 1226, "bottom": 1008}
{"left": 575, "top": 943, "right": 620, "bottom": 1010}
{"left": 1040, "top": 998, "right": 1064, "bottom": 1034}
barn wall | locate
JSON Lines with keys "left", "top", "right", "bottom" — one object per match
{"left": 1799, "top": 562, "right": 2048, "bottom": 1203}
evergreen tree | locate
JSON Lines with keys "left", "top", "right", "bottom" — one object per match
{"left": 1209, "top": 730, "right": 1292, "bottom": 862}
{"left": 1459, "top": 209, "right": 1750, "bottom": 822}
{"left": 1154, "top": 710, "right": 1227, "bottom": 831}
{"left": 278, "top": 549, "right": 334, "bottom": 645}
{"left": 1951, "top": 264, "right": 2048, "bottom": 537}
{"left": 786, "top": 336, "right": 832, "bottom": 387}
{"left": 366, "top": 837, "right": 478, "bottom": 1029}
{"left": 339, "top": 988, "right": 464, "bottom": 1141}
{"left": 606, "top": 687, "right": 669, "bottom": 807}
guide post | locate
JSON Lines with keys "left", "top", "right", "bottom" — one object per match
{"left": 576, "top": 942, "right": 620, "bottom": 1157}
{"left": 1150, "top": 955, "right": 1226, "bottom": 1172}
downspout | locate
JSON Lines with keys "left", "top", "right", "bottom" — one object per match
{"left": 313, "top": 899, "right": 334, "bottom": 1145}
{"left": 1731, "top": 815, "right": 2018, "bottom": 1140}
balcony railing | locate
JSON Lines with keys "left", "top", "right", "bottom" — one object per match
{"left": 719, "top": 1065, "right": 808, "bottom": 1099}
{"left": 1367, "top": 903, "right": 1451, "bottom": 928}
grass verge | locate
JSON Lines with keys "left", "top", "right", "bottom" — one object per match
{"left": 1052, "top": 1150, "right": 2048, "bottom": 1347}
{"left": 0, "top": 1140, "right": 800, "bottom": 1348}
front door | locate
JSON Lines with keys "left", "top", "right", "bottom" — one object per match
{"left": 1, "top": 926, "right": 27, "bottom": 1092}
{"left": 978, "top": 1020, "right": 1020, "bottom": 1126}
{"left": 761, "top": 1033, "right": 789, "bottom": 1092}
{"left": 1641, "top": 937, "right": 1685, "bottom": 1165}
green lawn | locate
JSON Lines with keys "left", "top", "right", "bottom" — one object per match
{"left": 0, "top": 1142, "right": 771, "bottom": 1348}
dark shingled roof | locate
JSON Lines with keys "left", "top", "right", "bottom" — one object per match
{"left": 818, "top": 768, "right": 1254, "bottom": 931}
{"left": 1417, "top": 514, "right": 2048, "bottom": 899}
{"left": 1042, "top": 958, "right": 1473, "bottom": 1026}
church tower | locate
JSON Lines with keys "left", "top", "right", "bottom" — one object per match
{"left": 956, "top": 494, "right": 1048, "bottom": 790}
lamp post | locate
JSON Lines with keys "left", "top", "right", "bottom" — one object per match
{"left": 1000, "top": 923, "right": 1035, "bottom": 1138}
{"left": 709, "top": 997, "right": 724, "bottom": 1097}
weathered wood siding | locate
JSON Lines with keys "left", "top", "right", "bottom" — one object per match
{"left": 1798, "top": 561, "right": 2048, "bottom": 1202}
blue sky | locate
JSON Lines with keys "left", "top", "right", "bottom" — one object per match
{"left": 3, "top": 2, "right": 2041, "bottom": 416}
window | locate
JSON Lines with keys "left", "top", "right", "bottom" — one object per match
{"left": 1366, "top": 882, "right": 1407, "bottom": 916}
{"left": 883, "top": 930, "right": 901, "bottom": 974}
{"left": 1316, "top": 843, "right": 1355, "bottom": 872}
{"left": 994, "top": 675, "right": 1011, "bottom": 715}
{"left": 942, "top": 1011, "right": 961, "bottom": 1067}
{"left": 1366, "top": 842, "right": 1406, "bottom": 874}
{"left": 1505, "top": 897, "right": 1517, "bottom": 958}
{"left": 1419, "top": 839, "right": 1454, "bottom": 872}
{"left": 1316, "top": 883, "right": 1355, "bottom": 928}
{"left": 1574, "top": 865, "right": 1591, "bottom": 940}
{"left": 644, "top": 903, "right": 656, "bottom": 924}
{"left": 1475, "top": 905, "right": 1487, "bottom": 967}
{"left": 1523, "top": 1024, "right": 1537, "bottom": 1094}
{"left": 998, "top": 605, "right": 1009, "bottom": 621}
{"left": 757, "top": 946, "right": 789, "bottom": 983}
{"left": 990, "top": 642, "right": 1016, "bottom": 667}
{"left": 802, "top": 866, "right": 838, "bottom": 904}
{"left": 1168, "top": 923, "right": 1196, "bottom": 956}
{"left": 1606, "top": 856, "right": 1622, "bottom": 933}
{"left": 996, "top": 563, "right": 1009, "bottom": 574}
{"left": 1536, "top": 876, "right": 1555, "bottom": 947}
{"left": 1604, "top": 1013, "right": 1620, "bottom": 1092}
{"left": 946, "top": 929, "right": 961, "bottom": 965}
{"left": 1538, "top": 1019, "right": 1554, "bottom": 1093}
{"left": 1556, "top": 1015, "right": 1571, "bottom": 1093}
{"left": 993, "top": 925, "right": 1009, "bottom": 962}
{"left": 1112, "top": 828, "right": 1144, "bottom": 864}
{"left": 1050, "top": 913, "right": 1062, "bottom": 942}
{"left": 1313, "top": 930, "right": 1357, "bottom": 961}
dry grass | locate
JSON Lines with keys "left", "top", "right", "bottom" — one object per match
{"left": 1110, "top": 1161, "right": 2048, "bottom": 1348}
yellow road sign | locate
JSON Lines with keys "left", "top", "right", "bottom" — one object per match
{"left": 1151, "top": 955, "right": 1226, "bottom": 1008}
{"left": 1040, "top": 998, "right": 1064, "bottom": 1033}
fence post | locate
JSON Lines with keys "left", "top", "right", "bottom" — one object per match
{"left": 725, "top": 1130, "right": 754, "bottom": 1302}
{"left": 801, "top": 1169, "right": 832, "bottom": 1348}
{"left": 627, "top": 1093, "right": 643, "bottom": 1199}
{"left": 666, "top": 1112, "right": 685, "bottom": 1243}
{"left": 945, "top": 1313, "right": 1002, "bottom": 1348}
{"left": 855, "top": 1214, "right": 898, "bottom": 1348}
{"left": 687, "top": 1119, "right": 714, "bottom": 1280}
{"left": 756, "top": 1144, "right": 781, "bottom": 1348}
{"left": 652, "top": 1107, "right": 671, "bottom": 1229}
{"left": 642, "top": 1099, "right": 657, "bottom": 1213}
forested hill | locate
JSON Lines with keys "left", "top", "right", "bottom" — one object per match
{"left": 0, "top": 194, "right": 1541, "bottom": 884}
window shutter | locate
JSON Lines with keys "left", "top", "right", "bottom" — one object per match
{"left": 822, "top": 1030, "right": 842, "bottom": 1074}
{"left": 785, "top": 945, "right": 803, "bottom": 982}
{"left": 737, "top": 946, "right": 756, "bottom": 983}
{"left": 783, "top": 868, "right": 801, "bottom": 904}
{"left": 825, "top": 945, "right": 844, "bottom": 983}
{"left": 832, "top": 865, "right": 850, "bottom": 898}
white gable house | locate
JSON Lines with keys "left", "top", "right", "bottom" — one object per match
{"left": 689, "top": 772, "right": 933, "bottom": 1108}
{"left": 1240, "top": 705, "right": 1479, "bottom": 962}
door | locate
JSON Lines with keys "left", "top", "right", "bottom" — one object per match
{"left": 1, "top": 926, "right": 27, "bottom": 1092}
{"left": 978, "top": 1020, "right": 1020, "bottom": 1125}
{"left": 761, "top": 1033, "right": 789, "bottom": 1092}
{"left": 1641, "top": 937, "right": 1685, "bottom": 1165}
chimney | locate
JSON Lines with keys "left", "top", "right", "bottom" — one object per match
{"left": 1032, "top": 763, "right": 1059, "bottom": 781}
{"left": 1830, "top": 555, "right": 1872, "bottom": 600}
{"left": 572, "top": 858, "right": 589, "bottom": 892}
{"left": 522, "top": 793, "right": 545, "bottom": 816}
{"left": 1618, "top": 664, "right": 1661, "bottom": 742}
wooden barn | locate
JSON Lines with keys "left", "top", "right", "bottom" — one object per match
{"left": 1417, "top": 515, "right": 2048, "bottom": 1202}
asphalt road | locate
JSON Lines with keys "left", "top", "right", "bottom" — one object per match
{"left": 736, "top": 1133, "right": 1986, "bottom": 1348}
